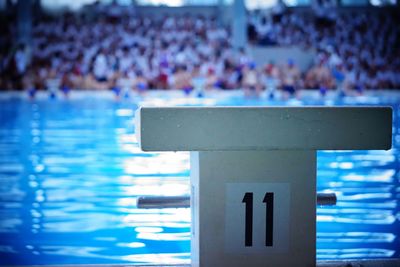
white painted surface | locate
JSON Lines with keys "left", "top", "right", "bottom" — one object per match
{"left": 191, "top": 151, "right": 316, "bottom": 267}
{"left": 137, "top": 107, "right": 392, "bottom": 151}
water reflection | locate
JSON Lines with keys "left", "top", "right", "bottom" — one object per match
{"left": 317, "top": 248, "right": 395, "bottom": 259}
{"left": 317, "top": 232, "right": 396, "bottom": 243}
{"left": 0, "top": 93, "right": 399, "bottom": 265}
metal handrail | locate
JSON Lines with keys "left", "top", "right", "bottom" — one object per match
{"left": 137, "top": 196, "right": 190, "bottom": 209}
{"left": 137, "top": 193, "right": 337, "bottom": 209}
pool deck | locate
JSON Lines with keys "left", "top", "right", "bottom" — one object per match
{"left": 17, "top": 259, "right": 400, "bottom": 267}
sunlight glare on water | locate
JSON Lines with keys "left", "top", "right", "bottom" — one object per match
{"left": 0, "top": 92, "right": 399, "bottom": 265}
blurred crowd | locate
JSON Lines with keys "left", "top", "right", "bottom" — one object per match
{"left": 1, "top": 5, "right": 400, "bottom": 95}
{"left": 1, "top": 12, "right": 242, "bottom": 93}
{"left": 248, "top": 9, "right": 400, "bottom": 90}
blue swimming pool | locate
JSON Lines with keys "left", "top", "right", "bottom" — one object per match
{"left": 0, "top": 91, "right": 399, "bottom": 265}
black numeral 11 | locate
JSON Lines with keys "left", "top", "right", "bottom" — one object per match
{"left": 242, "top": 192, "right": 274, "bottom": 247}
{"left": 242, "top": 193, "right": 253, "bottom": 246}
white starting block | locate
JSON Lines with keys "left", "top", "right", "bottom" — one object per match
{"left": 136, "top": 107, "right": 392, "bottom": 267}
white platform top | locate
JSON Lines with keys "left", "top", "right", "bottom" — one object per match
{"left": 136, "top": 107, "right": 392, "bottom": 151}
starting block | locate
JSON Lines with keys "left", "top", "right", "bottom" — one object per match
{"left": 136, "top": 107, "right": 392, "bottom": 267}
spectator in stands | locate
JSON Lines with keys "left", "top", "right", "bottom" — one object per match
{"left": 242, "top": 62, "right": 262, "bottom": 97}
{"left": 205, "top": 67, "right": 219, "bottom": 90}
{"left": 305, "top": 58, "right": 333, "bottom": 92}
{"left": 135, "top": 70, "right": 149, "bottom": 93}
{"left": 281, "top": 59, "right": 301, "bottom": 98}
{"left": 262, "top": 61, "right": 280, "bottom": 99}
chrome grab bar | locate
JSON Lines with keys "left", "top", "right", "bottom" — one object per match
{"left": 137, "top": 196, "right": 190, "bottom": 209}
{"left": 137, "top": 193, "right": 337, "bottom": 209}
{"left": 316, "top": 193, "right": 337, "bottom": 206}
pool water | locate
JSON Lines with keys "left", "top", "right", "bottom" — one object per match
{"left": 0, "top": 91, "right": 399, "bottom": 265}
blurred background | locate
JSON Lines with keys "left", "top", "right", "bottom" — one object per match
{"left": 0, "top": 0, "right": 399, "bottom": 266}
{"left": 1, "top": 0, "right": 399, "bottom": 93}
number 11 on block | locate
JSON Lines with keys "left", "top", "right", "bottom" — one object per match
{"left": 242, "top": 192, "right": 274, "bottom": 247}
{"left": 225, "top": 183, "right": 289, "bottom": 253}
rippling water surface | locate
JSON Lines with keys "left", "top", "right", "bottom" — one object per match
{"left": 0, "top": 92, "right": 399, "bottom": 265}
